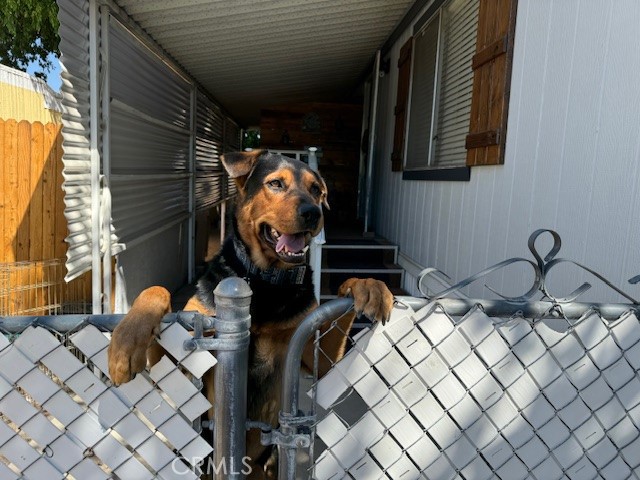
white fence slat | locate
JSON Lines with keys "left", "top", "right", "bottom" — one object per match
{"left": 112, "top": 412, "right": 152, "bottom": 448}
{"left": 314, "top": 366, "right": 350, "bottom": 410}
{"left": 405, "top": 436, "right": 440, "bottom": 471}
{"left": 353, "top": 370, "right": 387, "bottom": 407}
{"left": 113, "top": 456, "right": 154, "bottom": 480}
{"left": 66, "top": 368, "right": 108, "bottom": 404}
{"left": 47, "top": 434, "right": 86, "bottom": 472}
{"left": 116, "top": 374, "right": 154, "bottom": 405}
{"left": 0, "top": 345, "right": 35, "bottom": 383}
{"left": 136, "top": 434, "right": 177, "bottom": 472}
{"left": 386, "top": 454, "right": 420, "bottom": 479}
{"left": 157, "top": 414, "right": 198, "bottom": 451}
{"left": 0, "top": 390, "right": 38, "bottom": 427}
{"left": 40, "top": 345, "right": 85, "bottom": 382}
{"left": 313, "top": 451, "right": 343, "bottom": 480}
{"left": 150, "top": 356, "right": 211, "bottom": 419}
{"left": 21, "top": 414, "right": 62, "bottom": 448}
{"left": 43, "top": 390, "right": 85, "bottom": 426}
{"left": 69, "top": 459, "right": 110, "bottom": 480}
{"left": 69, "top": 324, "right": 109, "bottom": 357}
{"left": 92, "top": 433, "right": 138, "bottom": 470}
{"left": 179, "top": 435, "right": 214, "bottom": 464}
{"left": 66, "top": 413, "right": 107, "bottom": 448}
{"left": 0, "top": 462, "right": 19, "bottom": 480}
{"left": 612, "top": 312, "right": 640, "bottom": 349}
{"left": 12, "top": 326, "right": 60, "bottom": 362}
{"left": 94, "top": 389, "right": 130, "bottom": 428}
{"left": 0, "top": 434, "right": 47, "bottom": 472}
{"left": 350, "top": 456, "right": 383, "bottom": 480}
{"left": 180, "top": 394, "right": 212, "bottom": 422}
{"left": 22, "top": 457, "right": 64, "bottom": 480}
{"left": 157, "top": 322, "right": 217, "bottom": 378}
{"left": 159, "top": 461, "right": 200, "bottom": 480}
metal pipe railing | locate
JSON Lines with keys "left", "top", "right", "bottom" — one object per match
{"left": 278, "top": 298, "right": 353, "bottom": 480}
{"left": 0, "top": 311, "right": 213, "bottom": 334}
{"left": 211, "top": 278, "right": 252, "bottom": 480}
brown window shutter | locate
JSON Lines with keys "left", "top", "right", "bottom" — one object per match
{"left": 466, "top": 0, "right": 518, "bottom": 166}
{"left": 391, "top": 37, "right": 413, "bottom": 172}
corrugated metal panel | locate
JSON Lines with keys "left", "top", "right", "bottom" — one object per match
{"left": 108, "top": 16, "right": 192, "bottom": 246}
{"left": 114, "top": 0, "right": 415, "bottom": 125}
{"left": 435, "top": 0, "right": 479, "bottom": 167}
{"left": 194, "top": 90, "right": 224, "bottom": 211}
{"left": 110, "top": 174, "right": 190, "bottom": 244}
{"left": 224, "top": 117, "right": 241, "bottom": 198}
{"left": 373, "top": 0, "right": 640, "bottom": 303}
{"left": 57, "top": 0, "right": 93, "bottom": 281}
{"left": 109, "top": 19, "right": 191, "bottom": 128}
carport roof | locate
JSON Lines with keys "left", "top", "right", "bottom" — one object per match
{"left": 114, "top": 0, "right": 416, "bottom": 126}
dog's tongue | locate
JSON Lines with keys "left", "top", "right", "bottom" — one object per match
{"left": 276, "top": 233, "right": 305, "bottom": 253}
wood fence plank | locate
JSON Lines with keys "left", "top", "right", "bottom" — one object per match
{"left": 41, "top": 124, "right": 56, "bottom": 261}
{"left": 0, "top": 120, "right": 5, "bottom": 263}
{"left": 52, "top": 125, "right": 66, "bottom": 260}
{"left": 30, "top": 122, "right": 45, "bottom": 261}
{"left": 16, "top": 121, "right": 32, "bottom": 261}
{"left": 4, "top": 120, "right": 19, "bottom": 263}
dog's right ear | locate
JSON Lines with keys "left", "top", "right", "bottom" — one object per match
{"left": 221, "top": 150, "right": 264, "bottom": 190}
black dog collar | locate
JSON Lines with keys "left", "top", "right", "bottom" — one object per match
{"left": 233, "top": 237, "right": 307, "bottom": 286}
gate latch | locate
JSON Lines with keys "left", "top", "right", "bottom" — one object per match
{"left": 247, "top": 420, "right": 312, "bottom": 448}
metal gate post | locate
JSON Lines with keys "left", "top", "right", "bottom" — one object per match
{"left": 213, "top": 278, "right": 252, "bottom": 479}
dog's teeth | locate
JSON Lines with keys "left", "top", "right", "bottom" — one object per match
{"left": 302, "top": 246, "right": 309, "bottom": 253}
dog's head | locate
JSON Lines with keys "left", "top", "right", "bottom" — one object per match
{"left": 222, "top": 150, "right": 329, "bottom": 269}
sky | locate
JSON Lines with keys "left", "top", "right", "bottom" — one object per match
{"left": 26, "top": 52, "right": 62, "bottom": 92}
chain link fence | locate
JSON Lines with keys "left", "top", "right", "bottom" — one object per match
{"left": 1, "top": 231, "right": 640, "bottom": 479}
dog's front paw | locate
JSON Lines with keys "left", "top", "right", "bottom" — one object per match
{"left": 108, "top": 320, "right": 155, "bottom": 386}
{"left": 338, "top": 278, "right": 394, "bottom": 324}
{"left": 108, "top": 286, "right": 170, "bottom": 386}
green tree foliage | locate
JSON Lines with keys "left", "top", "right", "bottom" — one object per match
{"left": 0, "top": 0, "right": 60, "bottom": 78}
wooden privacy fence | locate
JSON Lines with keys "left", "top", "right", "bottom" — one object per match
{"left": 0, "top": 119, "right": 91, "bottom": 315}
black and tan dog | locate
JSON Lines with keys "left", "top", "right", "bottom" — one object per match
{"left": 108, "top": 150, "right": 393, "bottom": 477}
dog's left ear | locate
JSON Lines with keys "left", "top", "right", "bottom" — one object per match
{"left": 221, "top": 150, "right": 264, "bottom": 190}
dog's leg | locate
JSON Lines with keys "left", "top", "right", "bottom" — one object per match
{"left": 108, "top": 286, "right": 171, "bottom": 385}
{"left": 302, "top": 278, "right": 393, "bottom": 376}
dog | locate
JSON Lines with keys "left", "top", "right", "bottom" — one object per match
{"left": 108, "top": 150, "right": 394, "bottom": 478}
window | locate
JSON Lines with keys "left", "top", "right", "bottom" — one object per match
{"left": 392, "top": 0, "right": 518, "bottom": 180}
{"left": 405, "top": 0, "right": 479, "bottom": 178}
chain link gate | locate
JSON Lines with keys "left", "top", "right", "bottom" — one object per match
{"left": 280, "top": 230, "right": 640, "bottom": 480}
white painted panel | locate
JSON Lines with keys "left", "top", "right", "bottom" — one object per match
{"left": 372, "top": 0, "right": 640, "bottom": 303}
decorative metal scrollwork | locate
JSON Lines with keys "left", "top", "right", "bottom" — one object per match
{"left": 418, "top": 229, "right": 640, "bottom": 304}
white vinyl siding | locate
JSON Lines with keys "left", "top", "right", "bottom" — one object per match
{"left": 405, "top": 0, "right": 479, "bottom": 170}
{"left": 374, "top": 0, "right": 640, "bottom": 303}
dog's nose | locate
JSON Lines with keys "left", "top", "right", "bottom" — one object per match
{"left": 298, "top": 203, "right": 321, "bottom": 230}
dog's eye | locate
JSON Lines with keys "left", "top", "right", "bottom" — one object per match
{"left": 267, "top": 179, "right": 284, "bottom": 190}
{"left": 310, "top": 183, "right": 322, "bottom": 196}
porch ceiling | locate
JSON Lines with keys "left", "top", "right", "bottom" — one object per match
{"left": 114, "top": 0, "right": 414, "bottom": 126}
